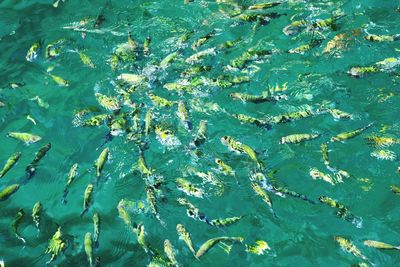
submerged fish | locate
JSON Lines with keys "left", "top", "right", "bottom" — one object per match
{"left": 26, "top": 143, "right": 51, "bottom": 179}
{"left": 210, "top": 216, "right": 243, "bottom": 227}
{"left": 45, "top": 227, "right": 66, "bottom": 264}
{"left": 193, "top": 120, "right": 207, "bottom": 147}
{"left": 320, "top": 196, "right": 361, "bottom": 226}
{"left": 95, "top": 147, "right": 109, "bottom": 178}
{"left": 176, "top": 224, "right": 196, "bottom": 256}
{"left": 80, "top": 183, "right": 94, "bottom": 217}
{"left": 26, "top": 41, "right": 41, "bottom": 62}
{"left": 245, "top": 240, "right": 271, "bottom": 255}
{"left": 32, "top": 202, "right": 42, "bottom": 231}
{"left": 7, "top": 132, "right": 41, "bottom": 145}
{"left": 195, "top": 236, "right": 243, "bottom": 259}
{"left": 164, "top": 239, "right": 179, "bottom": 266}
{"left": 62, "top": 163, "right": 78, "bottom": 203}
{"left": 334, "top": 236, "right": 369, "bottom": 262}
{"left": 84, "top": 232, "right": 93, "bottom": 266}
{"left": 279, "top": 133, "right": 320, "bottom": 144}
{"left": 331, "top": 123, "right": 374, "bottom": 142}
{"left": 0, "top": 184, "right": 20, "bottom": 201}
{"left": 176, "top": 178, "right": 204, "bottom": 198}
{"left": 177, "top": 101, "right": 192, "bottom": 130}
{"left": 0, "top": 152, "right": 22, "bottom": 178}
{"left": 363, "top": 240, "right": 400, "bottom": 250}
{"left": 93, "top": 212, "right": 100, "bottom": 248}
{"left": 221, "top": 136, "right": 264, "bottom": 169}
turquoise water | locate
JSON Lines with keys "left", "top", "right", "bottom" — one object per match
{"left": 1, "top": 0, "right": 400, "bottom": 266}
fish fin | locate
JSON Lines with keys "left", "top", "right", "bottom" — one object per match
{"left": 218, "top": 241, "right": 233, "bottom": 254}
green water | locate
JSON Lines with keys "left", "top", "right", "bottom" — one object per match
{"left": 1, "top": 0, "right": 400, "bottom": 266}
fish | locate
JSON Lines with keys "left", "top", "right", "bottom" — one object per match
{"left": 117, "top": 199, "right": 134, "bottom": 229}
{"left": 229, "top": 48, "right": 271, "bottom": 69}
{"left": 210, "top": 216, "right": 243, "bottom": 227}
{"left": 7, "top": 132, "right": 42, "bottom": 145}
{"left": 0, "top": 259, "right": 4, "bottom": 267}
{"left": 11, "top": 209, "right": 26, "bottom": 243}
{"left": 176, "top": 224, "right": 196, "bottom": 256}
{"left": 177, "top": 101, "right": 192, "bottom": 130}
{"left": 177, "top": 198, "right": 211, "bottom": 224}
{"left": 137, "top": 151, "right": 153, "bottom": 176}
{"left": 310, "top": 168, "right": 337, "bottom": 185}
{"left": 248, "top": 2, "right": 281, "bottom": 10}
{"left": 267, "top": 108, "right": 316, "bottom": 125}
{"left": 26, "top": 41, "right": 41, "bottom": 62}
{"left": 32, "top": 202, "right": 42, "bottom": 231}
{"left": 135, "top": 224, "right": 150, "bottom": 254}
{"left": 186, "top": 48, "right": 216, "bottom": 64}
{"left": 320, "top": 143, "right": 330, "bottom": 167}
{"left": 245, "top": 240, "right": 271, "bottom": 255}
{"left": 288, "top": 40, "right": 322, "bottom": 54}
{"left": 215, "top": 158, "right": 235, "bottom": 176}
{"left": 81, "top": 114, "right": 111, "bottom": 127}
{"left": 95, "top": 93, "right": 120, "bottom": 111}
{"left": 279, "top": 133, "right": 320, "bottom": 144}
{"left": 26, "top": 143, "right": 51, "bottom": 179}
{"left": 93, "top": 212, "right": 100, "bottom": 248}
{"left": 192, "top": 30, "right": 216, "bottom": 50}
{"left": 79, "top": 51, "right": 95, "bottom": 68}
{"left": 164, "top": 82, "right": 193, "bottom": 93}
{"left": 181, "top": 65, "right": 211, "bottom": 78}
{"left": 391, "top": 185, "right": 400, "bottom": 195}
{"left": 45, "top": 227, "right": 66, "bottom": 264}
{"left": 348, "top": 66, "right": 379, "bottom": 77}
{"left": 164, "top": 239, "right": 179, "bottom": 266}
{"left": 0, "top": 184, "right": 20, "bottom": 201}
{"left": 363, "top": 240, "right": 400, "bottom": 250}
{"left": 84, "top": 232, "right": 93, "bottom": 266}
{"left": 193, "top": 120, "right": 207, "bottom": 147}
{"left": 327, "top": 108, "right": 353, "bottom": 120}
{"left": 176, "top": 178, "right": 204, "bottom": 198}
{"left": 0, "top": 152, "right": 22, "bottom": 178}
{"left": 371, "top": 149, "right": 396, "bottom": 161}
{"left": 159, "top": 51, "right": 179, "bottom": 68}
{"left": 195, "top": 236, "right": 243, "bottom": 259}
{"left": 50, "top": 74, "right": 69, "bottom": 87}
{"left": 334, "top": 236, "right": 369, "bottom": 262}
{"left": 251, "top": 182, "right": 273, "bottom": 211}
{"left": 220, "top": 136, "right": 264, "bottom": 169}
{"left": 62, "top": 163, "right": 78, "bottom": 203}
{"left": 46, "top": 39, "right": 65, "bottom": 59}
{"left": 366, "top": 135, "right": 400, "bottom": 148}
{"left": 95, "top": 147, "right": 109, "bottom": 178}
{"left": 232, "top": 114, "right": 271, "bottom": 129}
{"left": 364, "top": 34, "right": 400, "bottom": 42}
{"left": 117, "top": 73, "right": 146, "bottom": 87}
{"left": 148, "top": 93, "right": 175, "bottom": 107}
{"left": 319, "top": 196, "right": 360, "bottom": 225}
{"left": 331, "top": 123, "right": 374, "bottom": 142}
{"left": 146, "top": 187, "right": 162, "bottom": 223}
{"left": 80, "top": 183, "right": 94, "bottom": 217}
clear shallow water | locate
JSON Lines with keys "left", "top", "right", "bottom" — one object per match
{"left": 0, "top": 0, "right": 400, "bottom": 266}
